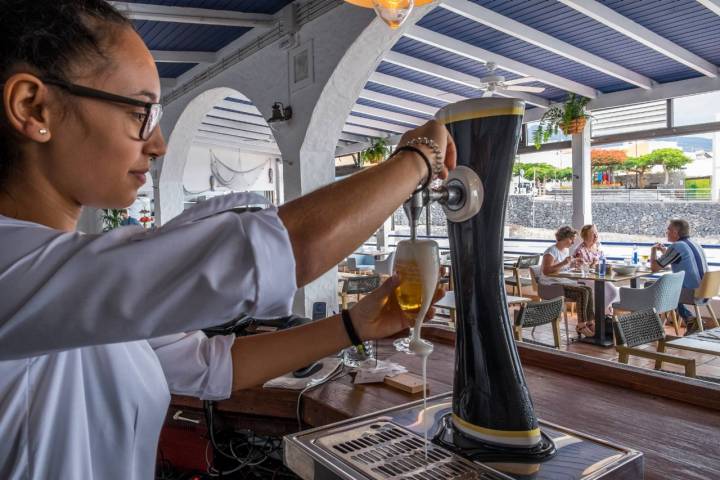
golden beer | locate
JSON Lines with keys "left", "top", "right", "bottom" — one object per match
{"left": 394, "top": 259, "right": 424, "bottom": 318}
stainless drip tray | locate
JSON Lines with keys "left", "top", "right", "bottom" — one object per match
{"left": 315, "top": 420, "right": 505, "bottom": 480}
{"left": 284, "top": 393, "right": 643, "bottom": 480}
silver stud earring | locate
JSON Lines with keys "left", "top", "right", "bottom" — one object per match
{"left": 39, "top": 128, "right": 49, "bottom": 135}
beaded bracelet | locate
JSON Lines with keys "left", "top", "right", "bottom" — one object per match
{"left": 387, "top": 145, "right": 433, "bottom": 193}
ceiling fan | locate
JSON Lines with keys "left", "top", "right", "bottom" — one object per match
{"left": 476, "top": 62, "right": 546, "bottom": 97}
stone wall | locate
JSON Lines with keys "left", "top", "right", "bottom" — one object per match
{"left": 393, "top": 195, "right": 720, "bottom": 237}
{"left": 506, "top": 195, "right": 720, "bottom": 237}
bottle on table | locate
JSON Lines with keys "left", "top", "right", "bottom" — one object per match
{"left": 598, "top": 252, "right": 607, "bottom": 276}
{"left": 632, "top": 244, "right": 639, "bottom": 265}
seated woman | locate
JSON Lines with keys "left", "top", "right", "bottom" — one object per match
{"left": 573, "top": 224, "right": 620, "bottom": 316}
{"left": 540, "top": 226, "right": 595, "bottom": 337}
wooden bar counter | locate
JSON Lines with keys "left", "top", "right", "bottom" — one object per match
{"left": 167, "top": 331, "right": 720, "bottom": 479}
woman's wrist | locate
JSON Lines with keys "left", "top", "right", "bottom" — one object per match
{"left": 391, "top": 148, "right": 432, "bottom": 187}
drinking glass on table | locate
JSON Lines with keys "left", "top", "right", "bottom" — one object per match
{"left": 580, "top": 260, "right": 590, "bottom": 277}
{"left": 392, "top": 239, "right": 440, "bottom": 353}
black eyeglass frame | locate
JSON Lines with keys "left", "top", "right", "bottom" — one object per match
{"left": 40, "top": 77, "right": 162, "bottom": 141}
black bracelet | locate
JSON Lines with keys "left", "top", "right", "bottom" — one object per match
{"left": 388, "top": 145, "right": 433, "bottom": 193}
{"left": 341, "top": 309, "right": 365, "bottom": 353}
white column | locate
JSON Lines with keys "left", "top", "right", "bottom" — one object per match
{"left": 571, "top": 122, "right": 592, "bottom": 229}
{"left": 712, "top": 113, "right": 720, "bottom": 202}
{"left": 376, "top": 217, "right": 392, "bottom": 250}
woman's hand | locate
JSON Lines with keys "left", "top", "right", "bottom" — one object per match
{"left": 350, "top": 276, "right": 445, "bottom": 341}
{"left": 397, "top": 120, "right": 457, "bottom": 180}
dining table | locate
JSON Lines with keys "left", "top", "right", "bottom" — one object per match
{"left": 547, "top": 266, "right": 656, "bottom": 347}
{"left": 433, "top": 290, "right": 531, "bottom": 311}
{"left": 666, "top": 327, "right": 720, "bottom": 360}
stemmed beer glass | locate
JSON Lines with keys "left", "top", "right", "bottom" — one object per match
{"left": 392, "top": 239, "right": 440, "bottom": 353}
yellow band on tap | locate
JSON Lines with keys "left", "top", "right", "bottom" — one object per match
{"left": 438, "top": 106, "right": 525, "bottom": 125}
{"left": 435, "top": 98, "right": 525, "bottom": 125}
{"left": 452, "top": 414, "right": 540, "bottom": 439}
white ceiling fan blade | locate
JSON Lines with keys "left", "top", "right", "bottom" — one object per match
{"left": 504, "top": 77, "right": 539, "bottom": 86}
{"left": 505, "top": 85, "right": 546, "bottom": 93}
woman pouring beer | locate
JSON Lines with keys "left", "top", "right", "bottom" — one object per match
{"left": 0, "top": 1, "right": 455, "bottom": 477}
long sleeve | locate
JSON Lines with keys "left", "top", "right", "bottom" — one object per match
{"left": 149, "top": 332, "right": 235, "bottom": 400}
{"left": 0, "top": 197, "right": 297, "bottom": 360}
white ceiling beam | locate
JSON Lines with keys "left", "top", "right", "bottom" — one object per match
{"left": 201, "top": 115, "right": 272, "bottom": 135}
{"left": 440, "top": 0, "right": 653, "bottom": 90}
{"left": 152, "top": 50, "right": 217, "bottom": 64}
{"left": 193, "top": 139, "right": 281, "bottom": 156}
{"left": 383, "top": 51, "right": 550, "bottom": 108}
{"left": 698, "top": 0, "right": 720, "bottom": 16}
{"left": 370, "top": 72, "right": 466, "bottom": 103}
{"left": 359, "top": 89, "right": 438, "bottom": 115}
{"left": 335, "top": 142, "right": 367, "bottom": 157}
{"left": 109, "top": 2, "right": 275, "bottom": 28}
{"left": 406, "top": 25, "right": 599, "bottom": 98}
{"left": 207, "top": 109, "right": 269, "bottom": 127}
{"left": 345, "top": 115, "right": 411, "bottom": 133}
{"left": 559, "top": 0, "right": 718, "bottom": 78}
{"left": 523, "top": 75, "right": 720, "bottom": 123}
{"left": 340, "top": 132, "right": 370, "bottom": 143}
{"left": 199, "top": 123, "right": 273, "bottom": 141}
{"left": 194, "top": 133, "right": 281, "bottom": 155}
{"left": 215, "top": 100, "right": 262, "bottom": 116}
{"left": 342, "top": 124, "right": 393, "bottom": 138}
{"left": 196, "top": 127, "right": 275, "bottom": 144}
{"left": 351, "top": 103, "right": 427, "bottom": 126}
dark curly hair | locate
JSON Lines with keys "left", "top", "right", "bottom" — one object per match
{"left": 0, "top": 0, "right": 130, "bottom": 188}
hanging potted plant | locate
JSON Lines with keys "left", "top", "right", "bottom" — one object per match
{"left": 359, "top": 138, "right": 391, "bottom": 165}
{"left": 101, "top": 208, "right": 123, "bottom": 232}
{"left": 532, "top": 93, "right": 591, "bottom": 149}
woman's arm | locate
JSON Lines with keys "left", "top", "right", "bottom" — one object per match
{"left": 279, "top": 121, "right": 456, "bottom": 288}
{"left": 541, "top": 252, "right": 571, "bottom": 276}
{"left": 230, "top": 276, "right": 434, "bottom": 390}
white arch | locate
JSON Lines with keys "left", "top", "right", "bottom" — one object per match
{"left": 157, "top": 86, "right": 270, "bottom": 224}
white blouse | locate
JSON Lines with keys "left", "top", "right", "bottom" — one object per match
{"left": 0, "top": 193, "right": 297, "bottom": 479}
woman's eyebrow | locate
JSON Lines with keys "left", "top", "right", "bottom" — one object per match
{"left": 133, "top": 90, "right": 158, "bottom": 102}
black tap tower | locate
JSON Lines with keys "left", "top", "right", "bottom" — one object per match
{"left": 434, "top": 98, "right": 555, "bottom": 461}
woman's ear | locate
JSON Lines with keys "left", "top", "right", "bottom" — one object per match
{"left": 3, "top": 73, "right": 53, "bottom": 143}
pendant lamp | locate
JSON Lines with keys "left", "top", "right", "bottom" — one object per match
{"left": 344, "top": 0, "right": 434, "bottom": 29}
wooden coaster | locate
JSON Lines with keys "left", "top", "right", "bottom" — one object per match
{"left": 384, "top": 373, "right": 429, "bottom": 394}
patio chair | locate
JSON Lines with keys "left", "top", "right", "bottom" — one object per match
{"left": 614, "top": 309, "right": 695, "bottom": 377}
{"left": 340, "top": 274, "right": 381, "bottom": 309}
{"left": 346, "top": 255, "right": 374, "bottom": 274}
{"left": 505, "top": 254, "right": 540, "bottom": 297}
{"left": 612, "top": 271, "right": 685, "bottom": 336}
{"left": 513, "top": 297, "right": 564, "bottom": 348}
{"left": 681, "top": 270, "right": 720, "bottom": 332}
{"left": 529, "top": 265, "right": 573, "bottom": 345}
{"left": 373, "top": 251, "right": 395, "bottom": 276}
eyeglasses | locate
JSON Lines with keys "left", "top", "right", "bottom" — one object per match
{"left": 40, "top": 78, "right": 163, "bottom": 141}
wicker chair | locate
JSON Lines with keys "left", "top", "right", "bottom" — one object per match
{"left": 341, "top": 274, "right": 381, "bottom": 309}
{"left": 612, "top": 271, "right": 685, "bottom": 335}
{"left": 682, "top": 270, "right": 720, "bottom": 332}
{"left": 614, "top": 309, "right": 695, "bottom": 377}
{"left": 513, "top": 297, "right": 564, "bottom": 348}
{"left": 505, "top": 255, "right": 540, "bottom": 297}
{"left": 529, "top": 265, "right": 573, "bottom": 345}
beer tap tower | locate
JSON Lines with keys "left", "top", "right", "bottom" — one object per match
{"left": 284, "top": 98, "right": 644, "bottom": 479}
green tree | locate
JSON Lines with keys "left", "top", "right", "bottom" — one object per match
{"left": 643, "top": 148, "right": 692, "bottom": 184}
{"left": 556, "top": 167, "right": 573, "bottom": 182}
{"left": 620, "top": 156, "right": 655, "bottom": 188}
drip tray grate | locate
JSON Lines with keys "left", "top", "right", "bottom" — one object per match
{"left": 315, "top": 420, "right": 507, "bottom": 479}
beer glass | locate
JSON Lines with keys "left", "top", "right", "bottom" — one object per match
{"left": 392, "top": 239, "right": 440, "bottom": 352}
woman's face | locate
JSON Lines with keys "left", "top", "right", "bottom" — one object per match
{"left": 39, "top": 27, "right": 166, "bottom": 209}
{"left": 583, "top": 227, "right": 598, "bottom": 245}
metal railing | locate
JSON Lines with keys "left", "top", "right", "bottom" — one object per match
{"left": 542, "top": 188, "right": 713, "bottom": 202}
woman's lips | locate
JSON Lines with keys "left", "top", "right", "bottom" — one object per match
{"left": 129, "top": 171, "right": 147, "bottom": 185}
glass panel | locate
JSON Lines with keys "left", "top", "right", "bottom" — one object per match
{"left": 672, "top": 91, "right": 720, "bottom": 127}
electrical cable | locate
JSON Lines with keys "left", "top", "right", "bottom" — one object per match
{"left": 295, "top": 363, "right": 347, "bottom": 432}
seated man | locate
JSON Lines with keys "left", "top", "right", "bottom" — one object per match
{"left": 651, "top": 219, "right": 708, "bottom": 332}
